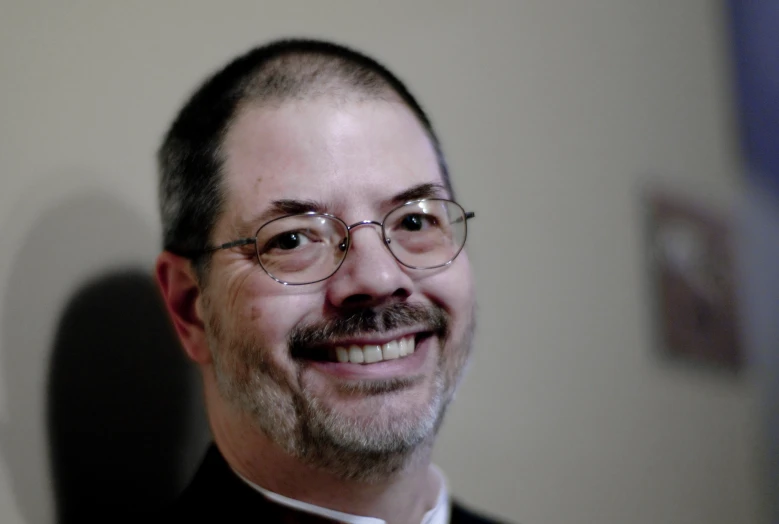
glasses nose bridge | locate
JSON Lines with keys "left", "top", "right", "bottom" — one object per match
{"left": 346, "top": 219, "right": 384, "bottom": 233}
{"left": 344, "top": 219, "right": 390, "bottom": 251}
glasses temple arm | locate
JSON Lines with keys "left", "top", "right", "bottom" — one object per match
{"left": 451, "top": 211, "right": 476, "bottom": 225}
{"left": 207, "top": 238, "right": 257, "bottom": 252}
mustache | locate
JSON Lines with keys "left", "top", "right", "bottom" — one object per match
{"left": 288, "top": 302, "right": 449, "bottom": 351}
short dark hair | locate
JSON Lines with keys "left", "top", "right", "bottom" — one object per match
{"left": 158, "top": 38, "right": 451, "bottom": 280}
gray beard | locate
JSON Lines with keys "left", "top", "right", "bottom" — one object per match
{"left": 207, "top": 302, "right": 473, "bottom": 483}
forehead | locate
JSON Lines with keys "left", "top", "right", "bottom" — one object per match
{"left": 220, "top": 98, "right": 445, "bottom": 229}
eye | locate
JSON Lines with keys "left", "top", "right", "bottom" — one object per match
{"left": 265, "top": 231, "right": 312, "bottom": 251}
{"left": 399, "top": 213, "right": 436, "bottom": 231}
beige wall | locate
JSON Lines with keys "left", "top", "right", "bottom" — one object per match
{"left": 0, "top": 1, "right": 766, "bottom": 523}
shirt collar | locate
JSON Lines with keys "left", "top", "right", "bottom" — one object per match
{"left": 234, "top": 465, "right": 450, "bottom": 524}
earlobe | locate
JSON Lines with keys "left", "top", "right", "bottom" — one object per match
{"left": 155, "top": 251, "right": 212, "bottom": 365}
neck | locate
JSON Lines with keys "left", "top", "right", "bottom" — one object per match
{"left": 206, "top": 386, "right": 441, "bottom": 523}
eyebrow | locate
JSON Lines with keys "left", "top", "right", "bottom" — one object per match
{"left": 235, "top": 182, "right": 450, "bottom": 237}
{"left": 387, "top": 182, "right": 449, "bottom": 206}
{"left": 236, "top": 198, "right": 327, "bottom": 237}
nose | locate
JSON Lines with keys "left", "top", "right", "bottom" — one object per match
{"left": 325, "top": 222, "right": 413, "bottom": 308}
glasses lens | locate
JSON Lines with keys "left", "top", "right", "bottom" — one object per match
{"left": 384, "top": 199, "right": 467, "bottom": 268}
{"left": 255, "top": 215, "right": 347, "bottom": 284}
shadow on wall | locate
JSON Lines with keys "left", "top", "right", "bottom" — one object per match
{"left": 0, "top": 191, "right": 209, "bottom": 524}
{"left": 48, "top": 270, "right": 209, "bottom": 522}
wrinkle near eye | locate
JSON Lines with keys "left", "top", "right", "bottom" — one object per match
{"left": 224, "top": 263, "right": 260, "bottom": 312}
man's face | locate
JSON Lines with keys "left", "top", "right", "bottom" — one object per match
{"left": 201, "top": 97, "right": 475, "bottom": 480}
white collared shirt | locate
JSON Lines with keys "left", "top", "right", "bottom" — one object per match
{"left": 234, "top": 466, "right": 450, "bottom": 524}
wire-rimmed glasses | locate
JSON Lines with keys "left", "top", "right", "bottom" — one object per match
{"left": 204, "top": 199, "right": 475, "bottom": 285}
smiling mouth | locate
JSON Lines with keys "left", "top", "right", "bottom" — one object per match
{"left": 295, "top": 334, "right": 422, "bottom": 364}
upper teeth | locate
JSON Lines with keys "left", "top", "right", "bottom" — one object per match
{"left": 334, "top": 336, "right": 416, "bottom": 364}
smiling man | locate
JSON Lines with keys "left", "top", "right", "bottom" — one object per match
{"left": 155, "top": 39, "right": 499, "bottom": 523}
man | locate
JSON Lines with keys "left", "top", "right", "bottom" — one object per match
{"left": 155, "top": 38, "right": 502, "bottom": 523}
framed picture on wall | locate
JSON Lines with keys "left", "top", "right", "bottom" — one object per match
{"left": 646, "top": 190, "right": 743, "bottom": 371}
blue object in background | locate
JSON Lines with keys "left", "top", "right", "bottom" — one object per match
{"left": 729, "top": 3, "right": 779, "bottom": 522}
{"left": 729, "top": 1, "right": 779, "bottom": 191}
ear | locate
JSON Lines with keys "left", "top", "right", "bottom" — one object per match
{"left": 155, "top": 251, "right": 212, "bottom": 365}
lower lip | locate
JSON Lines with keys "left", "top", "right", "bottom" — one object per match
{"left": 303, "top": 337, "right": 433, "bottom": 380}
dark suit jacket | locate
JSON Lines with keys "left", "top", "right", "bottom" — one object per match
{"left": 162, "top": 444, "right": 507, "bottom": 523}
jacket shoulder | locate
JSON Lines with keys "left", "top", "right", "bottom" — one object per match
{"left": 451, "top": 500, "right": 513, "bottom": 524}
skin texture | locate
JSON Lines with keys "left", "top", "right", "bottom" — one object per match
{"left": 156, "top": 97, "right": 475, "bottom": 523}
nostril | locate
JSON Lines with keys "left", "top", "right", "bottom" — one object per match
{"left": 342, "top": 293, "right": 373, "bottom": 307}
{"left": 392, "top": 288, "right": 410, "bottom": 299}
{"left": 341, "top": 288, "right": 408, "bottom": 307}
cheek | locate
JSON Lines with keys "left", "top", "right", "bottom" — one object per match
{"left": 421, "top": 256, "right": 475, "bottom": 322}
{"left": 226, "top": 274, "right": 324, "bottom": 352}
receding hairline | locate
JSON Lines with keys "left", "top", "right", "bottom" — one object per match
{"left": 229, "top": 50, "right": 412, "bottom": 128}
{"left": 220, "top": 56, "right": 445, "bottom": 191}
{"left": 238, "top": 49, "right": 401, "bottom": 98}
{"left": 233, "top": 82, "right": 407, "bottom": 121}
{"left": 220, "top": 50, "right": 435, "bottom": 183}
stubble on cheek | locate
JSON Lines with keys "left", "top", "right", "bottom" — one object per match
{"left": 436, "top": 298, "right": 477, "bottom": 404}
{"left": 204, "top": 291, "right": 293, "bottom": 404}
{"left": 206, "top": 305, "right": 305, "bottom": 447}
